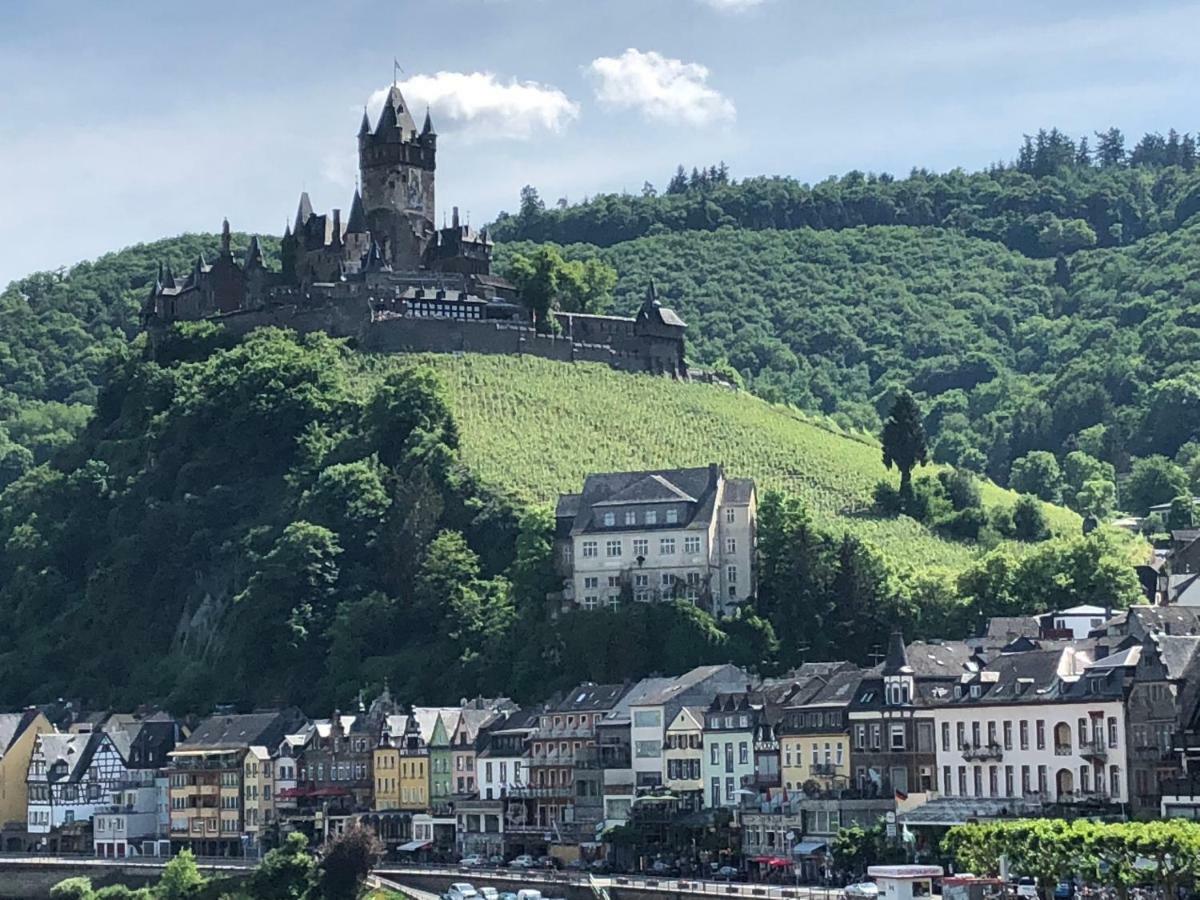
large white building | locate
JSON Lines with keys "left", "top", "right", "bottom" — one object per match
{"left": 555, "top": 464, "right": 756, "bottom": 616}
{"left": 900, "top": 644, "right": 1136, "bottom": 828}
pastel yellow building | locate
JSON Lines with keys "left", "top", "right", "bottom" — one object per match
{"left": 779, "top": 670, "right": 862, "bottom": 791}
{"left": 373, "top": 741, "right": 401, "bottom": 811}
{"left": 376, "top": 712, "right": 430, "bottom": 811}
{"left": 242, "top": 746, "right": 275, "bottom": 845}
{"left": 0, "top": 710, "right": 54, "bottom": 843}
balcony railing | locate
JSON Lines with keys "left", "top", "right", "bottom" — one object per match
{"left": 809, "top": 763, "right": 839, "bottom": 777}
{"left": 1054, "top": 744, "right": 1072, "bottom": 756}
{"left": 962, "top": 744, "right": 1004, "bottom": 762}
{"left": 1079, "top": 740, "right": 1109, "bottom": 760}
{"left": 1054, "top": 788, "right": 1113, "bottom": 804}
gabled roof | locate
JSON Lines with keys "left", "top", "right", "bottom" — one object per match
{"left": 565, "top": 465, "right": 733, "bottom": 535}
{"left": 629, "top": 665, "right": 748, "bottom": 708}
{"left": 593, "top": 474, "right": 698, "bottom": 506}
{"left": 667, "top": 706, "right": 706, "bottom": 732}
{"left": 36, "top": 732, "right": 112, "bottom": 783}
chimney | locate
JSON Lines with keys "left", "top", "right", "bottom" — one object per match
{"left": 1094, "top": 643, "right": 1109, "bottom": 660}
{"left": 332, "top": 209, "right": 342, "bottom": 245}
{"left": 452, "top": 206, "right": 460, "bottom": 229}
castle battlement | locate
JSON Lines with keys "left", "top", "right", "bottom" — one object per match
{"left": 142, "top": 83, "right": 688, "bottom": 378}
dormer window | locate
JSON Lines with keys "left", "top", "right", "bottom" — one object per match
{"left": 603, "top": 512, "right": 615, "bottom": 527}
{"left": 625, "top": 511, "right": 637, "bottom": 526}
{"left": 666, "top": 508, "right": 679, "bottom": 524}
{"left": 645, "top": 510, "right": 658, "bottom": 525}
{"left": 970, "top": 685, "right": 981, "bottom": 699}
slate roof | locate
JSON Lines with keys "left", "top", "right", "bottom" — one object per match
{"left": 594, "top": 475, "right": 698, "bottom": 506}
{"left": 1152, "top": 634, "right": 1200, "bottom": 679}
{"left": 38, "top": 732, "right": 110, "bottom": 783}
{"left": 629, "top": 665, "right": 748, "bottom": 708}
{"left": 983, "top": 616, "right": 1041, "bottom": 642}
{"left": 177, "top": 709, "right": 306, "bottom": 752}
{"left": 723, "top": 478, "right": 756, "bottom": 505}
{"left": 554, "top": 683, "right": 631, "bottom": 713}
{"left": 899, "top": 641, "right": 979, "bottom": 677}
{"left": 563, "top": 465, "right": 727, "bottom": 535}
{"left": 1121, "top": 605, "right": 1200, "bottom": 638}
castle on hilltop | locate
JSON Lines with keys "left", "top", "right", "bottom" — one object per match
{"left": 142, "top": 84, "right": 688, "bottom": 377}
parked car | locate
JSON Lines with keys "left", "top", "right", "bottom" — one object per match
{"left": 498, "top": 893, "right": 518, "bottom": 900}
{"left": 536, "top": 856, "right": 558, "bottom": 870}
{"left": 516, "top": 890, "right": 544, "bottom": 900}
{"left": 489, "top": 855, "right": 505, "bottom": 867}
{"left": 460, "top": 855, "right": 486, "bottom": 868}
{"left": 1012, "top": 878, "right": 1039, "bottom": 899}
{"left": 714, "top": 866, "right": 740, "bottom": 882}
{"left": 448, "top": 884, "right": 479, "bottom": 900}
{"left": 480, "top": 888, "right": 500, "bottom": 900}
{"left": 510, "top": 855, "right": 536, "bottom": 869}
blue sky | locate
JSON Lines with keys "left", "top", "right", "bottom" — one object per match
{"left": 2, "top": 0, "right": 1199, "bottom": 287}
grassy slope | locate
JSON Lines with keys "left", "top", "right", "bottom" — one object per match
{"left": 369, "top": 353, "right": 1080, "bottom": 572}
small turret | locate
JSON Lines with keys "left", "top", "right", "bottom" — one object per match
{"left": 422, "top": 107, "right": 435, "bottom": 137}
{"left": 358, "top": 106, "right": 371, "bottom": 138}
{"left": 162, "top": 262, "right": 176, "bottom": 290}
{"left": 220, "top": 218, "right": 232, "bottom": 256}
{"left": 346, "top": 189, "right": 367, "bottom": 234}
{"left": 294, "top": 192, "right": 314, "bottom": 233}
{"left": 331, "top": 209, "right": 343, "bottom": 249}
{"left": 243, "top": 235, "right": 264, "bottom": 269}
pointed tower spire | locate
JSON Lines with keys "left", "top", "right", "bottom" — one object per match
{"left": 358, "top": 106, "right": 371, "bottom": 137}
{"left": 220, "top": 218, "right": 232, "bottom": 256}
{"left": 293, "top": 192, "right": 314, "bottom": 233}
{"left": 883, "top": 631, "right": 912, "bottom": 675}
{"left": 243, "top": 235, "right": 264, "bottom": 268}
{"left": 346, "top": 189, "right": 367, "bottom": 234}
{"left": 162, "top": 262, "right": 176, "bottom": 289}
{"left": 422, "top": 106, "right": 435, "bottom": 136}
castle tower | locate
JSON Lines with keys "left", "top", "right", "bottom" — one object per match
{"left": 358, "top": 86, "right": 436, "bottom": 272}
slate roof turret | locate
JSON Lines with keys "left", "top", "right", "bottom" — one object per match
{"left": 346, "top": 189, "right": 368, "bottom": 234}
{"left": 883, "top": 631, "right": 912, "bottom": 676}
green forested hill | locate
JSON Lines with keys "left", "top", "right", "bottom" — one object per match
{"left": 0, "top": 330, "right": 1136, "bottom": 715}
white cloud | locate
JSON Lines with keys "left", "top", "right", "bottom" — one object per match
{"left": 588, "top": 49, "right": 736, "bottom": 127}
{"left": 368, "top": 72, "right": 579, "bottom": 142}
{"left": 698, "top": 0, "right": 769, "bottom": 11}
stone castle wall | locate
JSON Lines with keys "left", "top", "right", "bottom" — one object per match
{"left": 162, "top": 301, "right": 683, "bottom": 376}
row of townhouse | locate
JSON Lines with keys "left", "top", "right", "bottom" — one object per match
{"left": 13, "top": 603, "right": 1200, "bottom": 867}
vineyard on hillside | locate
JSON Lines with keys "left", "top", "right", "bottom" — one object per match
{"left": 355, "top": 353, "right": 1081, "bottom": 573}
